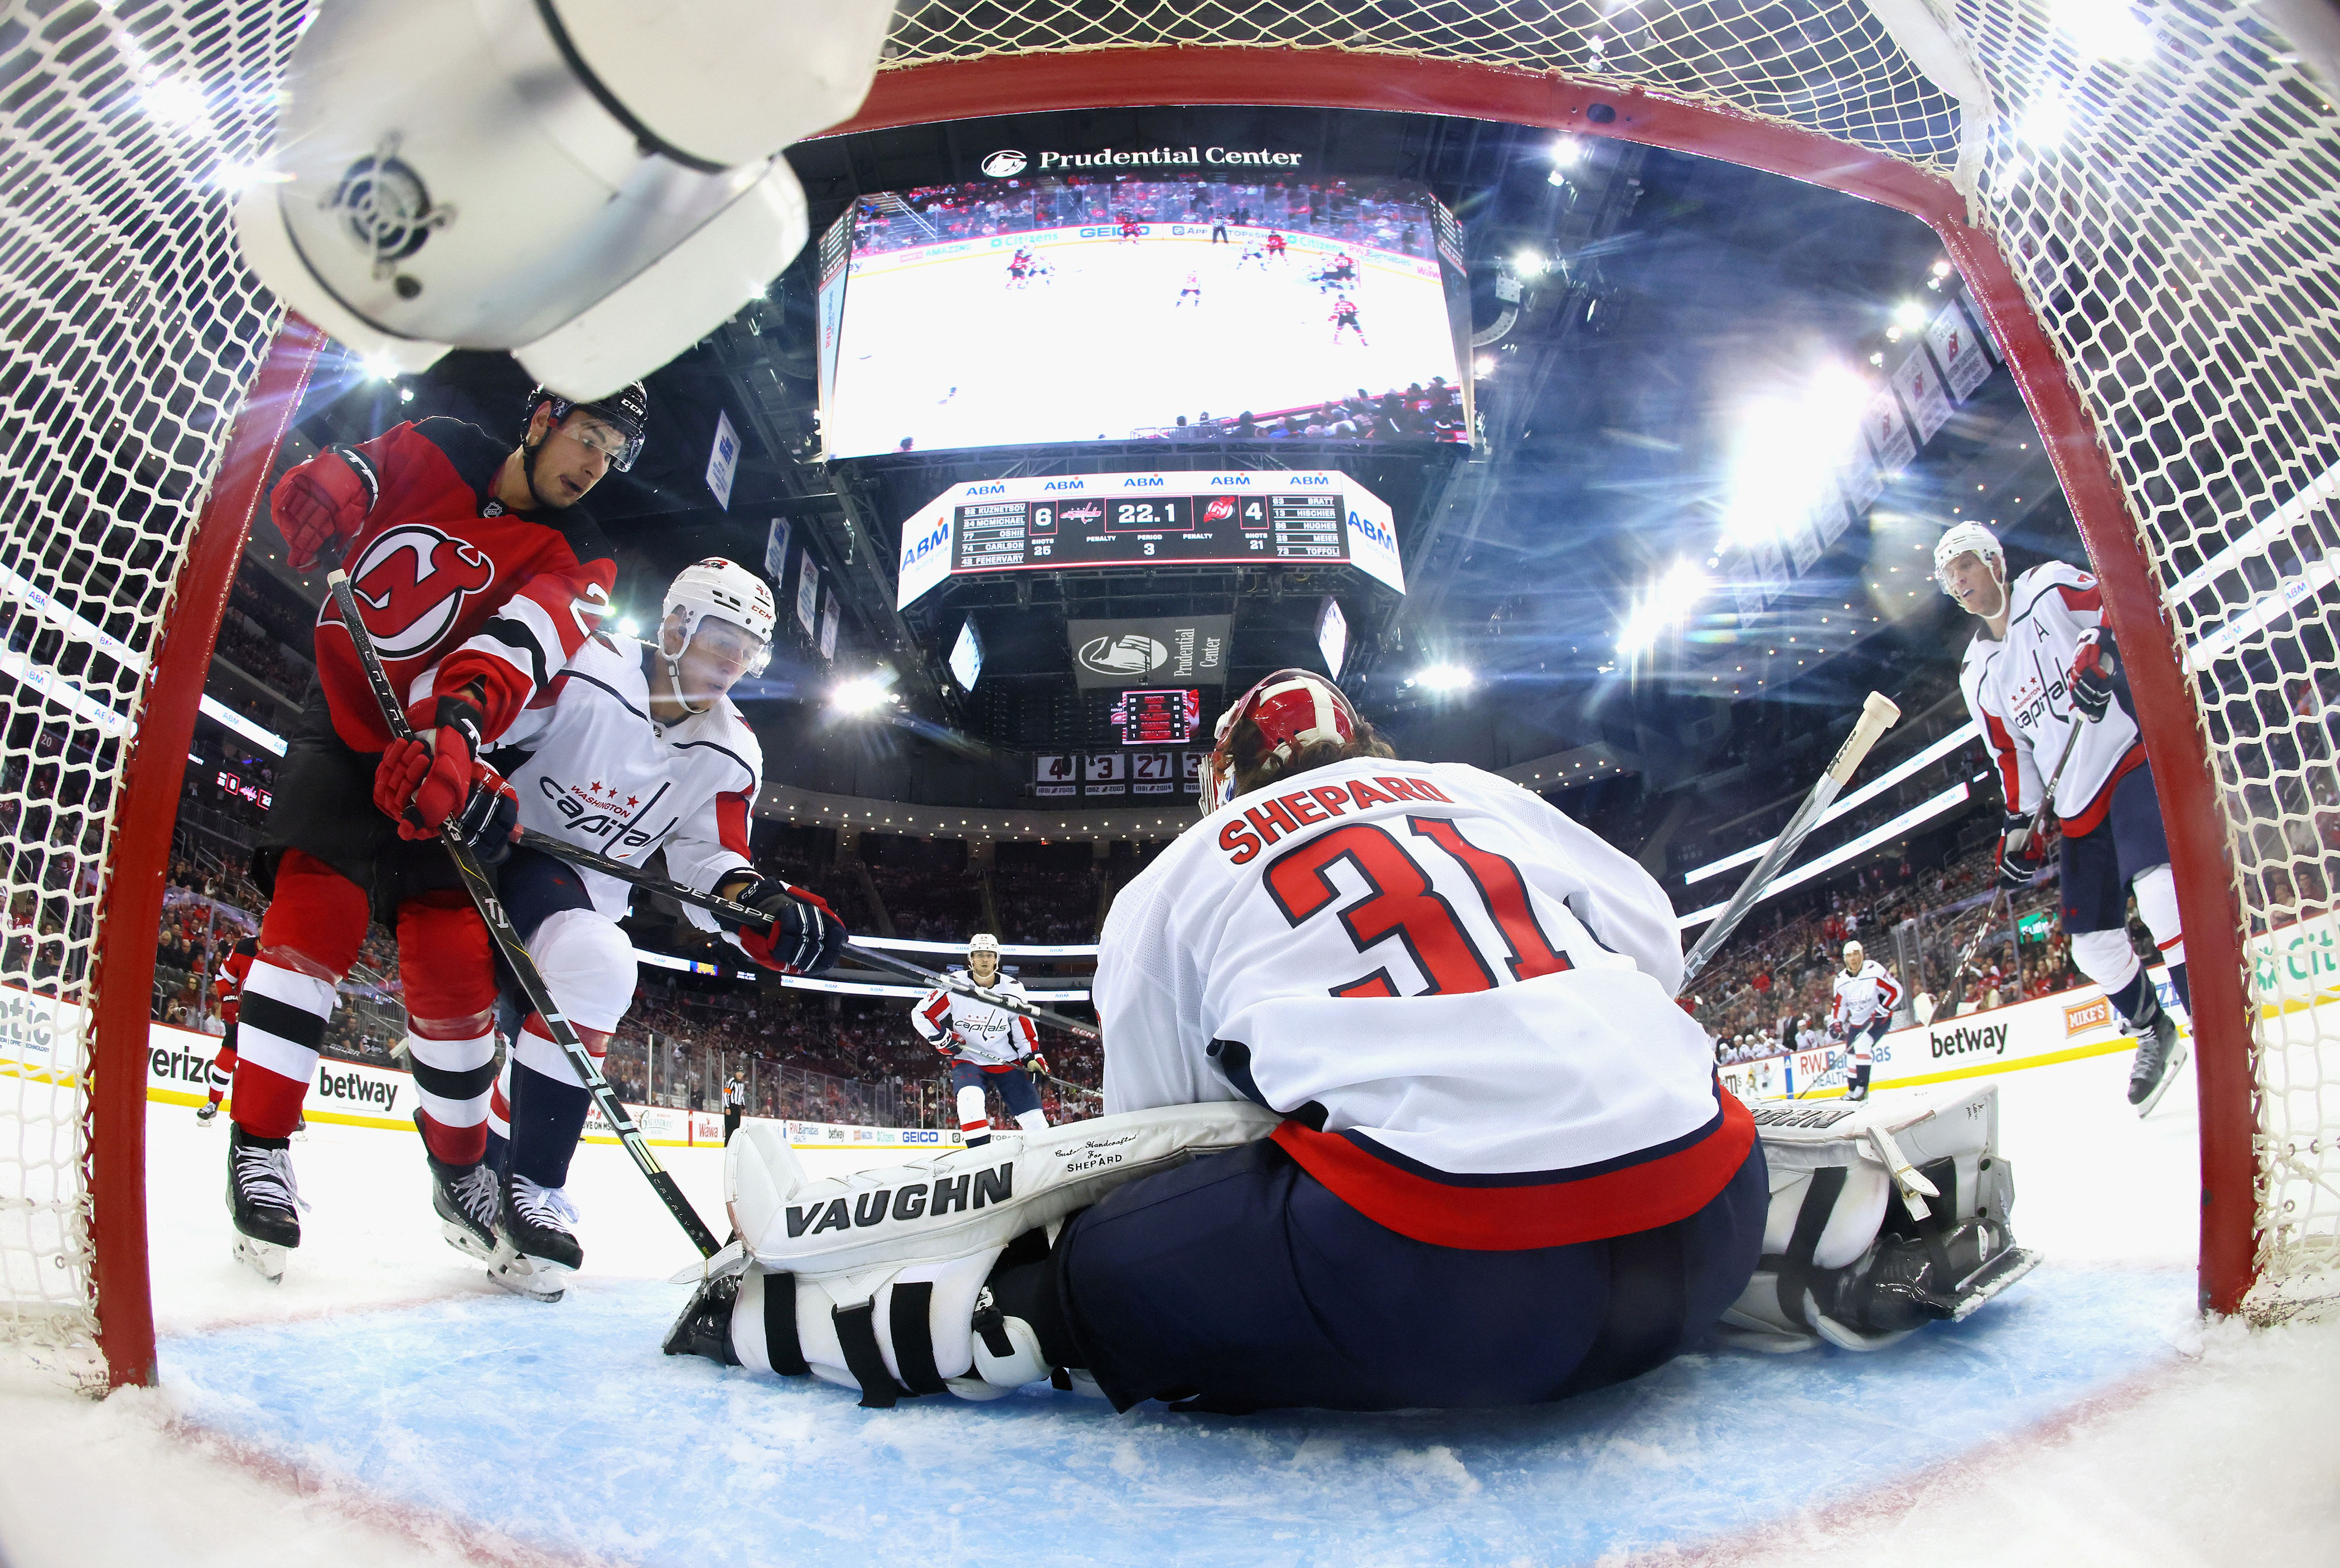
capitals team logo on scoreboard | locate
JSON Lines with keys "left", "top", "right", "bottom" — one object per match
{"left": 980, "top": 149, "right": 1028, "bottom": 177}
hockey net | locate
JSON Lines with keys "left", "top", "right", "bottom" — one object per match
{"left": 0, "top": 0, "right": 306, "bottom": 1388}
{"left": 1, "top": 0, "right": 2332, "bottom": 1390}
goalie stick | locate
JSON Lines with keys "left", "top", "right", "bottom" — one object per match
{"left": 1942, "top": 718, "right": 2087, "bottom": 1020}
{"left": 1680, "top": 692, "right": 1902, "bottom": 990}
{"left": 505, "top": 827, "right": 1104, "bottom": 1041}
{"left": 323, "top": 570, "right": 722, "bottom": 1259}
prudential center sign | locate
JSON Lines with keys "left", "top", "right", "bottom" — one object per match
{"left": 982, "top": 146, "right": 1304, "bottom": 175}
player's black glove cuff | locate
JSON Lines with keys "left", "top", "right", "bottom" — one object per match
{"left": 729, "top": 877, "right": 850, "bottom": 975}
{"left": 1995, "top": 808, "right": 2047, "bottom": 889}
{"left": 2070, "top": 626, "right": 2119, "bottom": 723}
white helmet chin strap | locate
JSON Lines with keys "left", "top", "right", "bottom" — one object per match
{"left": 660, "top": 624, "right": 713, "bottom": 717}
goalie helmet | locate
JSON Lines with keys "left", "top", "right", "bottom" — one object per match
{"left": 1201, "top": 669, "right": 1360, "bottom": 812}
{"left": 1932, "top": 521, "right": 2007, "bottom": 596}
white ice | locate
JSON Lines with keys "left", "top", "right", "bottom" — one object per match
{"left": 824, "top": 233, "right": 1463, "bottom": 456}
{"left": 3, "top": 1049, "right": 2337, "bottom": 1568}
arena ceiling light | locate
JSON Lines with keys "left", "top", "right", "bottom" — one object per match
{"left": 1717, "top": 364, "right": 1869, "bottom": 554}
{"left": 1617, "top": 559, "right": 1708, "bottom": 660}
{"left": 1411, "top": 663, "right": 1475, "bottom": 693}
{"left": 828, "top": 674, "right": 894, "bottom": 714}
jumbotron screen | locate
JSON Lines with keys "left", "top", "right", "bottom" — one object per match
{"left": 816, "top": 175, "right": 1471, "bottom": 457}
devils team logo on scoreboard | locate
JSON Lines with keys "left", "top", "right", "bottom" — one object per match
{"left": 1201, "top": 497, "right": 1237, "bottom": 525}
{"left": 343, "top": 524, "right": 496, "bottom": 659}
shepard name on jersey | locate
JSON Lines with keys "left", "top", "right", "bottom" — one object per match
{"left": 912, "top": 973, "right": 1040, "bottom": 1069}
{"left": 1959, "top": 561, "right": 2145, "bottom": 836}
{"left": 1831, "top": 960, "right": 1903, "bottom": 1031}
{"left": 488, "top": 631, "right": 758, "bottom": 927}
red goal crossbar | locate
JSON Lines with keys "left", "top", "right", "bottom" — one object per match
{"left": 822, "top": 48, "right": 2257, "bottom": 1313}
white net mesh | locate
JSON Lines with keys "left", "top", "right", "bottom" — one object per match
{"left": 0, "top": 0, "right": 297, "bottom": 1384}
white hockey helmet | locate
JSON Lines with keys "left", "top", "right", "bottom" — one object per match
{"left": 664, "top": 558, "right": 776, "bottom": 673}
{"left": 968, "top": 933, "right": 1001, "bottom": 959}
{"left": 1932, "top": 521, "right": 2007, "bottom": 596}
{"left": 1844, "top": 941, "right": 1864, "bottom": 960}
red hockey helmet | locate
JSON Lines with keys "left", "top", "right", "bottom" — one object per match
{"left": 1202, "top": 669, "right": 1360, "bottom": 811}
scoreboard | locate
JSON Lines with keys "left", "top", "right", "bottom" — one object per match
{"left": 1110, "top": 688, "right": 1200, "bottom": 746}
{"left": 898, "top": 471, "right": 1404, "bottom": 607}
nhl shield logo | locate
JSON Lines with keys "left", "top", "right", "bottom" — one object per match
{"left": 980, "top": 149, "right": 1028, "bottom": 178}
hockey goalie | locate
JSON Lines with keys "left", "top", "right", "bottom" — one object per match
{"left": 666, "top": 671, "right": 2040, "bottom": 1411}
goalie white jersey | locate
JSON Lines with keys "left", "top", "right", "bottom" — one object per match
{"left": 487, "top": 631, "right": 759, "bottom": 927}
{"left": 1092, "top": 757, "right": 1752, "bottom": 1251}
{"left": 911, "top": 974, "right": 1040, "bottom": 1068}
{"left": 1831, "top": 960, "right": 1903, "bottom": 1030}
{"left": 1958, "top": 560, "right": 2146, "bottom": 835}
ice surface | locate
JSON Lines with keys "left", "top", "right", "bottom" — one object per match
{"left": 3, "top": 1047, "right": 2336, "bottom": 1568}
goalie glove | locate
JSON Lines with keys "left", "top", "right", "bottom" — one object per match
{"left": 2068, "top": 626, "right": 2119, "bottom": 722}
{"left": 728, "top": 878, "right": 849, "bottom": 976}
{"left": 270, "top": 444, "right": 378, "bottom": 572}
{"left": 1995, "top": 809, "right": 2047, "bottom": 889}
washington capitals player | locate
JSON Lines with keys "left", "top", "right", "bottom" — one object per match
{"left": 671, "top": 670, "right": 2037, "bottom": 1404}
{"left": 1939, "top": 522, "right": 2188, "bottom": 1114}
{"left": 910, "top": 933, "right": 1048, "bottom": 1148}
{"left": 421, "top": 559, "right": 849, "bottom": 1297}
{"left": 1829, "top": 940, "right": 1902, "bottom": 1102}
{"left": 223, "top": 385, "right": 642, "bottom": 1281}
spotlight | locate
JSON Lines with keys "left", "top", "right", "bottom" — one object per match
{"left": 829, "top": 676, "right": 893, "bottom": 714}
{"left": 1414, "top": 664, "right": 1474, "bottom": 693}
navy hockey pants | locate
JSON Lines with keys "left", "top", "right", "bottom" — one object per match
{"left": 950, "top": 1059, "right": 1042, "bottom": 1118}
{"left": 1056, "top": 1135, "right": 1767, "bottom": 1413}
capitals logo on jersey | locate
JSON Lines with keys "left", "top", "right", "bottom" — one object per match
{"left": 344, "top": 524, "right": 496, "bottom": 659}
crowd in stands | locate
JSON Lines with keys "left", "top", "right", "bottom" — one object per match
{"left": 1149, "top": 378, "right": 1465, "bottom": 443}
{"left": 211, "top": 609, "right": 311, "bottom": 706}
{"left": 855, "top": 177, "right": 1439, "bottom": 262}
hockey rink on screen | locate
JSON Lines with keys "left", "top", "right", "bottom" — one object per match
{"left": 824, "top": 232, "right": 1462, "bottom": 455}
{"left": 10, "top": 1037, "right": 2338, "bottom": 1568}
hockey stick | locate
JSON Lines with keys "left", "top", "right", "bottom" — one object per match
{"left": 323, "top": 571, "right": 722, "bottom": 1259}
{"left": 1680, "top": 692, "right": 1902, "bottom": 990}
{"left": 1942, "top": 718, "right": 2087, "bottom": 1019}
{"left": 507, "top": 827, "right": 1105, "bottom": 1042}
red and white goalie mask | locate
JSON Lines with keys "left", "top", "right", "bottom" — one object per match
{"left": 1201, "top": 669, "right": 1360, "bottom": 812}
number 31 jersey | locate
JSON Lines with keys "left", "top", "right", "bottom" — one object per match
{"left": 1094, "top": 757, "right": 1752, "bottom": 1251}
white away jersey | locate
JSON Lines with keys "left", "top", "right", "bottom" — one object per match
{"left": 1959, "top": 561, "right": 2146, "bottom": 835}
{"left": 1831, "top": 960, "right": 1903, "bottom": 1030}
{"left": 911, "top": 972, "right": 1039, "bottom": 1068}
{"left": 490, "top": 633, "right": 758, "bottom": 925}
{"left": 1093, "top": 757, "right": 1752, "bottom": 1251}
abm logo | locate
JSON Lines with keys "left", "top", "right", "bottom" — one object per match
{"left": 981, "top": 149, "right": 1028, "bottom": 177}
{"left": 1348, "top": 509, "right": 1395, "bottom": 550}
{"left": 901, "top": 519, "right": 949, "bottom": 570}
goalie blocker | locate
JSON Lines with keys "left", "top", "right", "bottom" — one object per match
{"left": 668, "top": 1083, "right": 2037, "bottom": 1410}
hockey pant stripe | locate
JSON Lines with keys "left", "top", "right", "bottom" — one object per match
{"left": 230, "top": 963, "right": 336, "bottom": 1137}
{"left": 408, "top": 1035, "right": 498, "bottom": 1164}
{"left": 206, "top": 1038, "right": 238, "bottom": 1101}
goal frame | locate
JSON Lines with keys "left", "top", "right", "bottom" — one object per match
{"left": 815, "top": 47, "right": 2256, "bottom": 1313}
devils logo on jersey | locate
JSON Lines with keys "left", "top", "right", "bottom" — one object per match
{"left": 344, "top": 524, "right": 496, "bottom": 659}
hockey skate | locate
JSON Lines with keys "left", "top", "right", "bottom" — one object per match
{"left": 490, "top": 1172, "right": 582, "bottom": 1302}
{"left": 663, "top": 1271, "right": 744, "bottom": 1365}
{"left": 1719, "top": 1083, "right": 2042, "bottom": 1353}
{"left": 417, "top": 1113, "right": 499, "bottom": 1261}
{"left": 226, "top": 1123, "right": 303, "bottom": 1283}
{"left": 2128, "top": 1008, "right": 2189, "bottom": 1117}
{"left": 194, "top": 1102, "right": 219, "bottom": 1127}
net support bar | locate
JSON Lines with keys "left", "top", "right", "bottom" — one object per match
{"left": 826, "top": 46, "right": 2260, "bottom": 1317}
{"left": 85, "top": 316, "right": 323, "bottom": 1388}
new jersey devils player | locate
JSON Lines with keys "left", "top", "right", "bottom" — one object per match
{"left": 1330, "top": 298, "right": 1368, "bottom": 345}
{"left": 223, "top": 385, "right": 643, "bottom": 1282}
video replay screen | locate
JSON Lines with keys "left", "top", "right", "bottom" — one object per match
{"left": 816, "top": 175, "right": 1472, "bottom": 458}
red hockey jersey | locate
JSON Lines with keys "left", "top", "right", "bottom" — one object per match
{"left": 294, "top": 418, "right": 617, "bottom": 753}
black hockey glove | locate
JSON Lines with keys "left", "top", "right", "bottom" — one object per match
{"left": 2069, "top": 626, "right": 2119, "bottom": 723}
{"left": 728, "top": 877, "right": 850, "bottom": 975}
{"left": 1023, "top": 1052, "right": 1049, "bottom": 1081}
{"left": 1995, "top": 809, "right": 2048, "bottom": 889}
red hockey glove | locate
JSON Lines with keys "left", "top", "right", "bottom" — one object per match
{"left": 2069, "top": 626, "right": 2119, "bottom": 723}
{"left": 414, "top": 758, "right": 519, "bottom": 864}
{"left": 937, "top": 1030, "right": 966, "bottom": 1060}
{"left": 374, "top": 689, "right": 488, "bottom": 829}
{"left": 1995, "top": 809, "right": 2048, "bottom": 889}
{"left": 270, "top": 446, "right": 379, "bottom": 573}
{"left": 730, "top": 878, "right": 850, "bottom": 975}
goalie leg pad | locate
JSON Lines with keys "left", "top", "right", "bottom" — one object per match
{"left": 722, "top": 1104, "right": 1279, "bottom": 1404}
{"left": 1720, "top": 1083, "right": 2037, "bottom": 1353}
